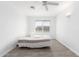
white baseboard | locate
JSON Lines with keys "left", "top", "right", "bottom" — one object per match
{"left": 0, "top": 45, "right": 16, "bottom": 57}
{"left": 0, "top": 40, "right": 17, "bottom": 57}
{"left": 57, "top": 39, "right": 79, "bottom": 56}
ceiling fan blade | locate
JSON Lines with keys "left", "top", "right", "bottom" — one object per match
{"left": 47, "top": 2, "right": 59, "bottom": 5}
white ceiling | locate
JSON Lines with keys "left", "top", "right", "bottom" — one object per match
{"left": 0, "top": 1, "right": 63, "bottom": 16}
{"left": 12, "top": 1, "right": 60, "bottom": 10}
{"left": 12, "top": 1, "right": 60, "bottom": 16}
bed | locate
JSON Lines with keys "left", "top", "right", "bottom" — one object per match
{"left": 17, "top": 35, "right": 52, "bottom": 48}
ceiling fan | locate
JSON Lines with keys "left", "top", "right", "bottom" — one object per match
{"left": 42, "top": 1, "right": 59, "bottom": 11}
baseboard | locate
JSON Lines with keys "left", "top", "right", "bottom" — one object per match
{"left": 57, "top": 39, "right": 79, "bottom": 56}
{"left": 0, "top": 40, "right": 17, "bottom": 57}
{"left": 0, "top": 45, "right": 16, "bottom": 57}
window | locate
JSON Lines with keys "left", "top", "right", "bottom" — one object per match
{"left": 35, "top": 20, "right": 50, "bottom": 33}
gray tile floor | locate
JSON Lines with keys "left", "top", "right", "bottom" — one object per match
{"left": 4, "top": 40, "right": 78, "bottom": 57}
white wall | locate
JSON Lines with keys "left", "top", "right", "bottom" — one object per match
{"left": 0, "top": 2, "right": 27, "bottom": 56}
{"left": 56, "top": 2, "right": 79, "bottom": 56}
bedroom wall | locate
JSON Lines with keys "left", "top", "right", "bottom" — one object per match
{"left": 0, "top": 2, "right": 27, "bottom": 56}
{"left": 56, "top": 2, "right": 79, "bottom": 56}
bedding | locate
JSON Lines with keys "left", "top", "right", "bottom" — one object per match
{"left": 17, "top": 35, "right": 52, "bottom": 48}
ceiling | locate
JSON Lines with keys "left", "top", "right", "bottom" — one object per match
{"left": 0, "top": 1, "right": 63, "bottom": 16}
{"left": 11, "top": 1, "right": 61, "bottom": 11}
